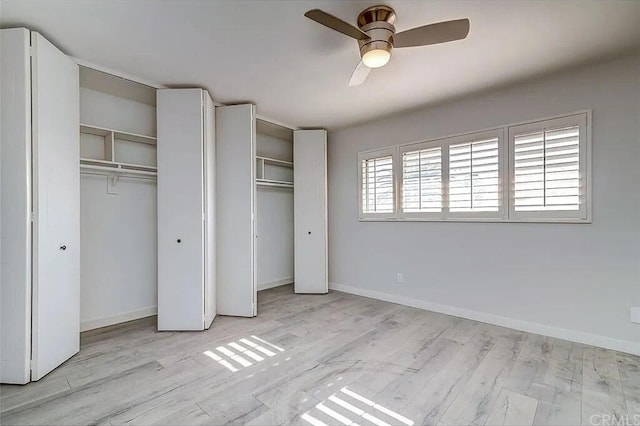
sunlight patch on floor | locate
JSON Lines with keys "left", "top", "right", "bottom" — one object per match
{"left": 203, "top": 335, "right": 285, "bottom": 372}
{"left": 302, "top": 386, "right": 414, "bottom": 426}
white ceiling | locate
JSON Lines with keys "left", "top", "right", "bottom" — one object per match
{"left": 2, "top": 0, "right": 640, "bottom": 129}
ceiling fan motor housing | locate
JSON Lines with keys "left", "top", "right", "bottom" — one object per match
{"left": 357, "top": 5, "right": 397, "bottom": 59}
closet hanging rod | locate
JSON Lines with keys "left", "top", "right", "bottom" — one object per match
{"left": 80, "top": 170, "right": 157, "bottom": 181}
{"left": 80, "top": 163, "right": 157, "bottom": 177}
{"left": 256, "top": 180, "right": 293, "bottom": 189}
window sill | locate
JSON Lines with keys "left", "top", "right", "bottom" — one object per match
{"left": 358, "top": 216, "right": 591, "bottom": 224}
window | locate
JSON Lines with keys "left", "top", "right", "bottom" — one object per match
{"left": 447, "top": 132, "right": 503, "bottom": 217}
{"left": 357, "top": 111, "right": 591, "bottom": 223}
{"left": 396, "top": 130, "right": 505, "bottom": 220}
{"left": 401, "top": 145, "right": 442, "bottom": 214}
{"left": 359, "top": 149, "right": 395, "bottom": 218}
{"left": 509, "top": 113, "right": 589, "bottom": 221}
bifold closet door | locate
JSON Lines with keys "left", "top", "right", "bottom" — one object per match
{"left": 294, "top": 130, "right": 328, "bottom": 294}
{"left": 31, "top": 32, "right": 81, "bottom": 380}
{"left": 216, "top": 104, "right": 257, "bottom": 317}
{"left": 157, "top": 89, "right": 205, "bottom": 330}
{"left": 1, "top": 28, "right": 32, "bottom": 384}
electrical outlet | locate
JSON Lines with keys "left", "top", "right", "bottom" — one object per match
{"left": 396, "top": 273, "right": 404, "bottom": 284}
{"left": 631, "top": 307, "right": 640, "bottom": 324}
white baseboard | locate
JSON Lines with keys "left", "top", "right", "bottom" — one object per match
{"left": 329, "top": 282, "right": 640, "bottom": 356}
{"left": 258, "top": 278, "right": 293, "bottom": 291}
{"left": 81, "top": 306, "right": 157, "bottom": 332}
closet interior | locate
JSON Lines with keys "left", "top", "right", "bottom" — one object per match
{"left": 256, "top": 119, "right": 295, "bottom": 292}
{"left": 79, "top": 66, "right": 158, "bottom": 331}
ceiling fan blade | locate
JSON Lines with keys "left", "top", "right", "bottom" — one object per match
{"left": 393, "top": 18, "right": 470, "bottom": 48}
{"left": 305, "top": 9, "right": 370, "bottom": 41}
{"left": 348, "top": 60, "right": 371, "bottom": 87}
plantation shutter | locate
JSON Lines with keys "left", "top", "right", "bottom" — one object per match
{"left": 448, "top": 137, "right": 500, "bottom": 212}
{"left": 361, "top": 154, "right": 394, "bottom": 214}
{"left": 401, "top": 147, "right": 442, "bottom": 213}
{"left": 513, "top": 126, "right": 581, "bottom": 212}
{"left": 357, "top": 112, "right": 588, "bottom": 222}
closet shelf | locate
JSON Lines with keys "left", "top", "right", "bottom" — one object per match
{"left": 256, "top": 156, "right": 293, "bottom": 168}
{"left": 256, "top": 178, "right": 293, "bottom": 188}
{"left": 80, "top": 123, "right": 157, "bottom": 145}
{"left": 80, "top": 158, "right": 157, "bottom": 177}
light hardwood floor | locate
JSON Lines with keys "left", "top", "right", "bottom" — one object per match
{"left": 1, "top": 285, "right": 639, "bottom": 425}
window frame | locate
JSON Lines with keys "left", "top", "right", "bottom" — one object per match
{"left": 395, "top": 129, "right": 506, "bottom": 221}
{"left": 443, "top": 129, "right": 507, "bottom": 221}
{"left": 507, "top": 112, "right": 591, "bottom": 223}
{"left": 358, "top": 147, "right": 398, "bottom": 220}
{"left": 357, "top": 110, "right": 592, "bottom": 223}
{"left": 397, "top": 138, "right": 446, "bottom": 221}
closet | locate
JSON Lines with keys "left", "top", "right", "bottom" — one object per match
{"left": 78, "top": 67, "right": 158, "bottom": 333}
{"left": 256, "top": 121, "right": 295, "bottom": 292}
{"left": 216, "top": 106, "right": 328, "bottom": 309}
{"left": 1, "top": 28, "right": 160, "bottom": 383}
{"left": 1, "top": 29, "right": 80, "bottom": 383}
{"left": 157, "top": 89, "right": 216, "bottom": 331}
{"left": 216, "top": 105, "right": 304, "bottom": 316}
{"left": 0, "top": 28, "right": 329, "bottom": 385}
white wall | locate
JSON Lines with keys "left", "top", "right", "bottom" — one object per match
{"left": 80, "top": 176, "right": 157, "bottom": 330}
{"left": 79, "top": 87, "right": 158, "bottom": 330}
{"left": 80, "top": 87, "right": 156, "bottom": 136}
{"left": 256, "top": 132, "right": 294, "bottom": 290}
{"left": 328, "top": 53, "right": 640, "bottom": 354}
{"left": 257, "top": 188, "right": 294, "bottom": 289}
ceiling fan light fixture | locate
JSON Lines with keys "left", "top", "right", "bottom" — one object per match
{"left": 362, "top": 48, "right": 391, "bottom": 68}
{"left": 303, "top": 5, "right": 471, "bottom": 85}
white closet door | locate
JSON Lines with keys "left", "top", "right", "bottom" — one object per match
{"left": 31, "top": 32, "right": 80, "bottom": 380}
{"left": 0, "top": 28, "right": 32, "bottom": 384}
{"left": 294, "top": 130, "right": 328, "bottom": 294}
{"left": 157, "top": 89, "right": 205, "bottom": 330}
{"left": 216, "top": 104, "right": 257, "bottom": 317}
{"left": 203, "top": 91, "right": 216, "bottom": 329}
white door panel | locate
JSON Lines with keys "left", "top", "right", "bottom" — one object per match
{"left": 31, "top": 32, "right": 80, "bottom": 380}
{"left": 0, "top": 28, "right": 32, "bottom": 384}
{"left": 157, "top": 89, "right": 205, "bottom": 330}
{"left": 216, "top": 104, "right": 256, "bottom": 317}
{"left": 294, "top": 130, "right": 328, "bottom": 294}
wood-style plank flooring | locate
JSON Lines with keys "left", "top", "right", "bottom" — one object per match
{"left": 1, "top": 285, "right": 639, "bottom": 425}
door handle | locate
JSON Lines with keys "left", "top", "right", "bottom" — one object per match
{"left": 60, "top": 245, "right": 67, "bottom": 251}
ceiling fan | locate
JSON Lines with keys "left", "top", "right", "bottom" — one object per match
{"left": 304, "top": 5, "right": 470, "bottom": 86}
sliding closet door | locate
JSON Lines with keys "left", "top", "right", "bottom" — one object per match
{"left": 157, "top": 89, "right": 205, "bottom": 330}
{"left": 294, "top": 130, "right": 328, "bottom": 294}
{"left": 216, "top": 104, "right": 257, "bottom": 317}
{"left": 31, "top": 32, "right": 80, "bottom": 380}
